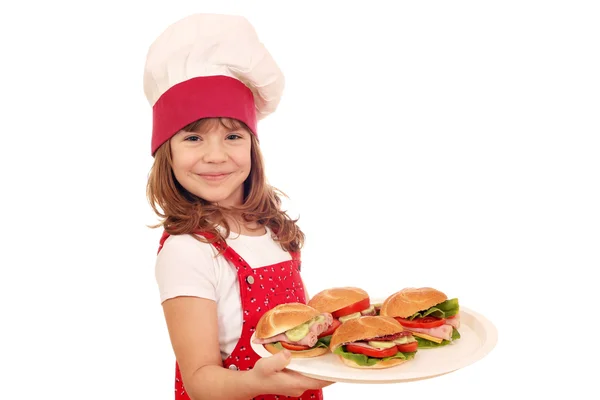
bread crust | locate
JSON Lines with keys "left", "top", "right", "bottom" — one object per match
{"left": 255, "top": 303, "right": 322, "bottom": 339}
{"left": 264, "top": 343, "right": 329, "bottom": 358}
{"left": 329, "top": 316, "right": 404, "bottom": 352}
{"left": 307, "top": 287, "right": 370, "bottom": 313}
{"left": 380, "top": 287, "right": 448, "bottom": 318}
{"left": 338, "top": 356, "right": 407, "bottom": 369}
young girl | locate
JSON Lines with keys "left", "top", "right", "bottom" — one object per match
{"left": 143, "top": 14, "right": 333, "bottom": 400}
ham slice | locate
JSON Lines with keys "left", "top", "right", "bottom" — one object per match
{"left": 295, "top": 313, "right": 334, "bottom": 346}
{"left": 252, "top": 333, "right": 288, "bottom": 345}
{"left": 295, "top": 332, "right": 318, "bottom": 347}
{"left": 405, "top": 324, "right": 454, "bottom": 341}
{"left": 445, "top": 314, "right": 460, "bottom": 330}
{"left": 319, "top": 313, "right": 334, "bottom": 330}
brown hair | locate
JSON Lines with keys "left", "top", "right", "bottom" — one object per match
{"left": 146, "top": 117, "right": 305, "bottom": 252}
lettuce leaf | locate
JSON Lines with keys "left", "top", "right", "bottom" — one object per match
{"left": 407, "top": 306, "right": 445, "bottom": 319}
{"left": 333, "top": 346, "right": 416, "bottom": 366}
{"left": 407, "top": 298, "right": 460, "bottom": 320}
{"left": 414, "top": 328, "right": 461, "bottom": 348}
{"left": 452, "top": 327, "right": 461, "bottom": 340}
{"left": 317, "top": 335, "right": 332, "bottom": 347}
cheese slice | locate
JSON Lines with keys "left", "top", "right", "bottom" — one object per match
{"left": 410, "top": 331, "right": 444, "bottom": 344}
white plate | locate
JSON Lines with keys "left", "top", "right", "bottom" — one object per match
{"left": 250, "top": 306, "right": 497, "bottom": 383}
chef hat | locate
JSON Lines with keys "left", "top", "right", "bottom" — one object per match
{"left": 143, "top": 13, "right": 285, "bottom": 155}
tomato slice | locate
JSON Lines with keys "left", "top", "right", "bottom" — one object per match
{"left": 395, "top": 316, "right": 446, "bottom": 329}
{"left": 280, "top": 342, "right": 311, "bottom": 351}
{"left": 318, "top": 318, "right": 341, "bottom": 338}
{"left": 345, "top": 344, "right": 398, "bottom": 358}
{"left": 332, "top": 298, "right": 371, "bottom": 318}
{"left": 396, "top": 341, "right": 418, "bottom": 353}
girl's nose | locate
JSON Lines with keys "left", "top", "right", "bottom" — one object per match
{"left": 203, "top": 141, "right": 228, "bottom": 163}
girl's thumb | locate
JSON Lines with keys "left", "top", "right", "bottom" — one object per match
{"left": 266, "top": 349, "right": 292, "bottom": 373}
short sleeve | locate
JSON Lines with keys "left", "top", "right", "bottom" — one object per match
{"left": 155, "top": 234, "right": 218, "bottom": 303}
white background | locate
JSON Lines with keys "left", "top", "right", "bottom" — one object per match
{"left": 1, "top": 0, "right": 598, "bottom": 398}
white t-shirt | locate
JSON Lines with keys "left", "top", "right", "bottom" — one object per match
{"left": 155, "top": 227, "right": 292, "bottom": 360}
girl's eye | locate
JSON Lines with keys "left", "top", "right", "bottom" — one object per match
{"left": 185, "top": 135, "right": 201, "bottom": 142}
{"left": 227, "top": 134, "right": 243, "bottom": 140}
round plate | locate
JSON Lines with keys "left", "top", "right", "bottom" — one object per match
{"left": 250, "top": 306, "right": 497, "bottom": 383}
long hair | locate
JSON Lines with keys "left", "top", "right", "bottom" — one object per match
{"left": 146, "top": 117, "right": 305, "bottom": 252}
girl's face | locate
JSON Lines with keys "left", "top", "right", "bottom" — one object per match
{"left": 170, "top": 121, "right": 252, "bottom": 207}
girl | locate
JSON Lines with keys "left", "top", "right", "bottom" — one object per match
{"left": 143, "top": 13, "right": 333, "bottom": 400}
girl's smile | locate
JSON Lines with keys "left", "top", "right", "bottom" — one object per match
{"left": 196, "top": 172, "right": 232, "bottom": 183}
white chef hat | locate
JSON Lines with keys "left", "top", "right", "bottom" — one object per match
{"left": 143, "top": 13, "right": 285, "bottom": 155}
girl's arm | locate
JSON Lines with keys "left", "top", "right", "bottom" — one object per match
{"left": 162, "top": 296, "right": 333, "bottom": 399}
{"left": 162, "top": 297, "right": 260, "bottom": 400}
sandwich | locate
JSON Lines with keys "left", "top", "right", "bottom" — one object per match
{"left": 307, "top": 287, "right": 379, "bottom": 343}
{"left": 329, "top": 315, "right": 418, "bottom": 369}
{"left": 252, "top": 303, "right": 334, "bottom": 358}
{"left": 380, "top": 287, "right": 461, "bottom": 348}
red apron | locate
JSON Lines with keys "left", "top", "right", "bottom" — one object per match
{"left": 158, "top": 230, "right": 324, "bottom": 400}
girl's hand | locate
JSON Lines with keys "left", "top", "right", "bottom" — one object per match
{"left": 249, "top": 349, "right": 334, "bottom": 397}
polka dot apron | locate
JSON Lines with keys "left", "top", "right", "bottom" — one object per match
{"left": 158, "top": 230, "right": 324, "bottom": 400}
